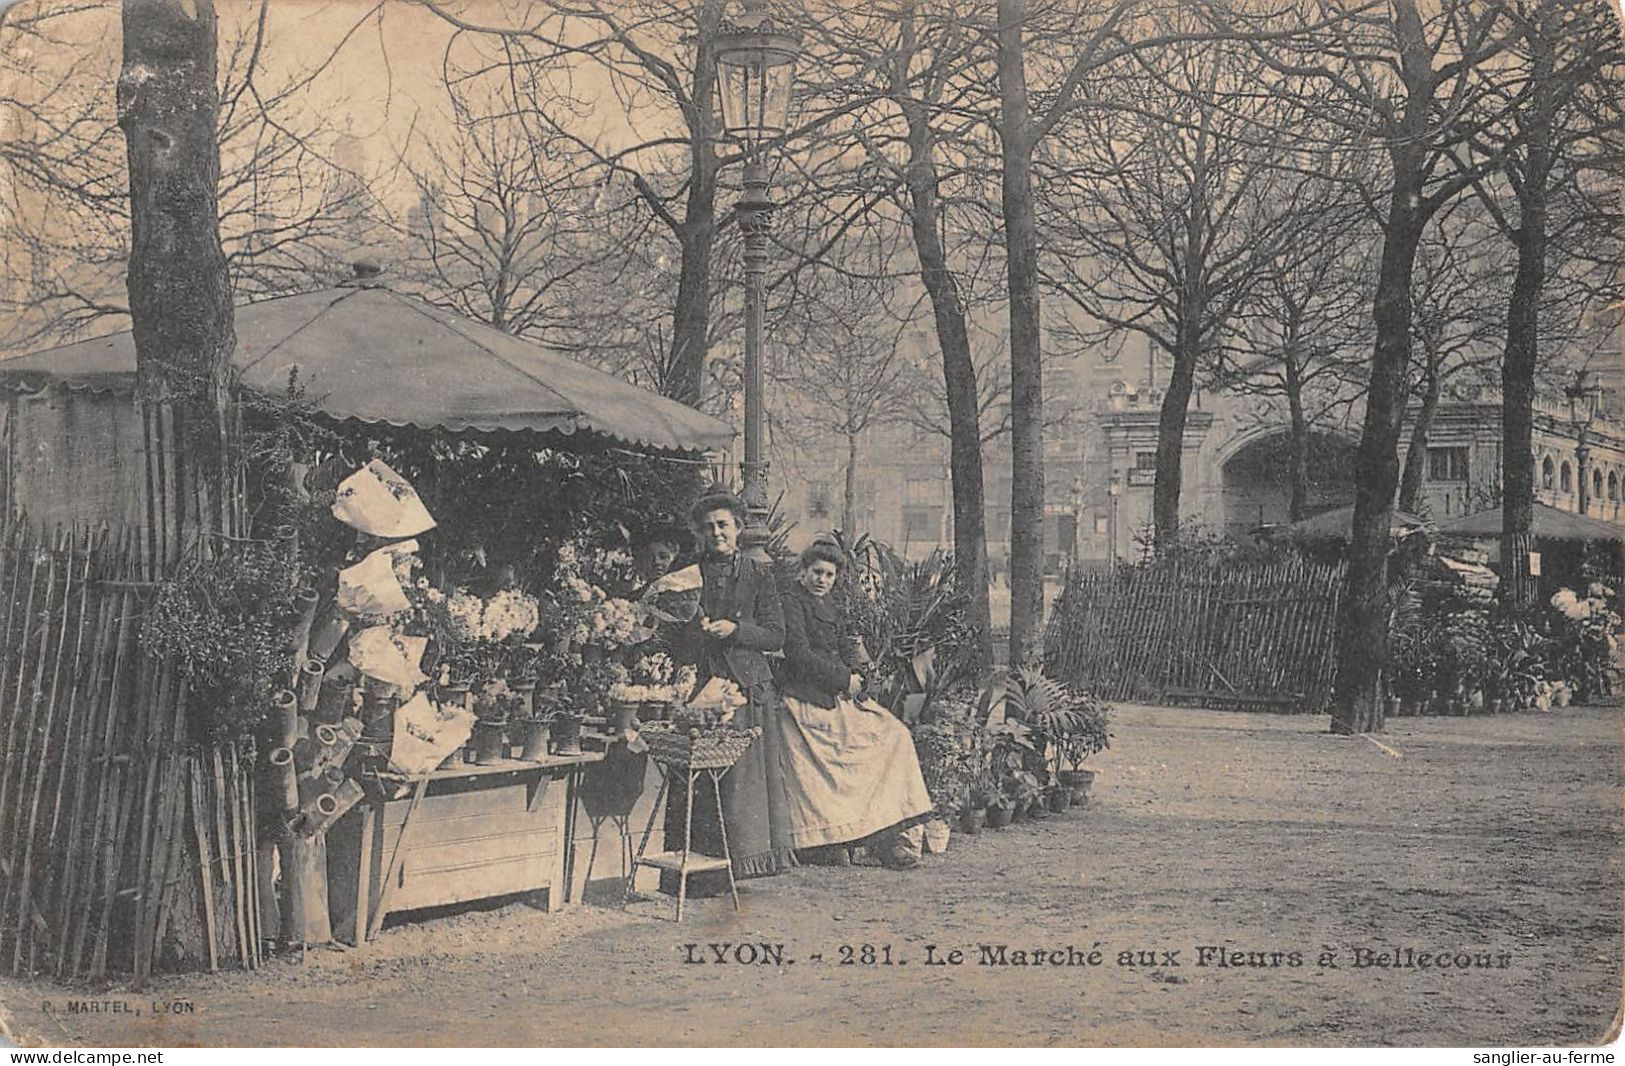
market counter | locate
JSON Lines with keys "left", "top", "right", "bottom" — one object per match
{"left": 327, "top": 753, "right": 604, "bottom": 945}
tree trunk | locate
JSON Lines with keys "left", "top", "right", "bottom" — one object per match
{"left": 896, "top": 5, "right": 993, "bottom": 668}
{"left": 1152, "top": 344, "right": 1196, "bottom": 553}
{"left": 1397, "top": 366, "right": 1441, "bottom": 515}
{"left": 1285, "top": 355, "right": 1311, "bottom": 522}
{"left": 1331, "top": 166, "right": 1426, "bottom": 736}
{"left": 119, "top": 0, "right": 237, "bottom": 571}
{"left": 664, "top": 224, "right": 716, "bottom": 406}
{"left": 996, "top": 0, "right": 1046, "bottom": 667}
{"left": 1500, "top": 66, "right": 1553, "bottom": 609}
{"left": 843, "top": 431, "right": 859, "bottom": 535}
{"left": 659, "top": 0, "right": 723, "bottom": 407}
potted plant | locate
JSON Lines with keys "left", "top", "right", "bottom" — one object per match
{"left": 983, "top": 794, "right": 1014, "bottom": 829}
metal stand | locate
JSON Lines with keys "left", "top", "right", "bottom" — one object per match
{"left": 625, "top": 761, "right": 739, "bottom": 922}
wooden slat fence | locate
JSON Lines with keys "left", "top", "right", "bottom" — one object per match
{"left": 0, "top": 521, "right": 260, "bottom": 985}
{"left": 1044, "top": 557, "right": 1345, "bottom": 712}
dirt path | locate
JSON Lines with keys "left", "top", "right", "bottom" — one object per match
{"left": 3, "top": 703, "right": 1620, "bottom": 1048}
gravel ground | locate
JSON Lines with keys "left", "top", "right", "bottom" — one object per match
{"left": 1, "top": 701, "right": 1619, "bottom": 1048}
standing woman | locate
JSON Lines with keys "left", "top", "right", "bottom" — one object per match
{"left": 663, "top": 492, "right": 796, "bottom": 890}
{"left": 779, "top": 541, "right": 933, "bottom": 869}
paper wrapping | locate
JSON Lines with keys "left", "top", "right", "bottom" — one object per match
{"left": 331, "top": 459, "right": 437, "bottom": 538}
{"left": 390, "top": 691, "right": 477, "bottom": 776}
{"left": 348, "top": 625, "right": 429, "bottom": 693}
{"left": 335, "top": 540, "right": 419, "bottom": 618}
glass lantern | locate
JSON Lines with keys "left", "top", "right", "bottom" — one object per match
{"left": 713, "top": 6, "right": 800, "bottom": 148}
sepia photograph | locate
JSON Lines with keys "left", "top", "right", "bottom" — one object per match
{"left": 0, "top": 0, "right": 1621, "bottom": 1051}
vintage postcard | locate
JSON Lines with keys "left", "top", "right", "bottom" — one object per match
{"left": 0, "top": 0, "right": 1620, "bottom": 1051}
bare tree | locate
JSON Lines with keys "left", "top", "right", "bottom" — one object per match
{"left": 395, "top": 84, "right": 654, "bottom": 372}
{"left": 1212, "top": 196, "right": 1377, "bottom": 522}
{"left": 1395, "top": 207, "right": 1508, "bottom": 514}
{"left": 0, "top": 0, "right": 381, "bottom": 353}
{"left": 772, "top": 272, "right": 917, "bottom": 533}
{"left": 1044, "top": 30, "right": 1310, "bottom": 552}
{"left": 1468, "top": 0, "right": 1625, "bottom": 605}
{"left": 1231, "top": 0, "right": 1517, "bottom": 734}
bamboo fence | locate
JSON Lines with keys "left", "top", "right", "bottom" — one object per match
{"left": 0, "top": 521, "right": 260, "bottom": 986}
{"left": 1043, "top": 557, "right": 1346, "bottom": 712}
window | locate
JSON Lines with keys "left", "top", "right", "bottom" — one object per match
{"left": 1134, "top": 451, "right": 1157, "bottom": 471}
{"left": 1610, "top": 471, "right": 1619, "bottom": 502}
{"left": 1427, "top": 446, "right": 1469, "bottom": 482}
{"left": 807, "top": 482, "right": 831, "bottom": 519}
{"left": 1593, "top": 468, "right": 1604, "bottom": 501}
{"left": 1561, "top": 461, "right": 1573, "bottom": 493}
{"left": 903, "top": 507, "right": 939, "bottom": 542}
{"left": 1542, "top": 456, "right": 1556, "bottom": 490}
{"left": 1094, "top": 514, "right": 1109, "bottom": 535}
{"left": 905, "top": 477, "right": 938, "bottom": 506}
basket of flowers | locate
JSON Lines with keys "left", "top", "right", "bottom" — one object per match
{"left": 639, "top": 716, "right": 761, "bottom": 771}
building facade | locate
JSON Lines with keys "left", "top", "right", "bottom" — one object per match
{"left": 774, "top": 325, "right": 1625, "bottom": 566}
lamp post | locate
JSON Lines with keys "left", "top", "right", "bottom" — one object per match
{"left": 1107, "top": 471, "right": 1123, "bottom": 565}
{"left": 1566, "top": 369, "right": 1602, "bottom": 516}
{"left": 713, "top": 0, "right": 800, "bottom": 560}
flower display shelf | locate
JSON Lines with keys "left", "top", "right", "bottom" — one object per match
{"left": 625, "top": 725, "right": 762, "bottom": 921}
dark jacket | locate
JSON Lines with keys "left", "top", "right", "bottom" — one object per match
{"left": 676, "top": 552, "right": 784, "bottom": 690}
{"left": 779, "top": 583, "right": 858, "bottom": 708}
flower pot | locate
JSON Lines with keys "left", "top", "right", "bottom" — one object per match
{"left": 472, "top": 719, "right": 508, "bottom": 765}
{"left": 1047, "top": 788, "right": 1071, "bottom": 814}
{"left": 1385, "top": 695, "right": 1402, "bottom": 720}
{"left": 549, "top": 714, "right": 583, "bottom": 756}
{"left": 922, "top": 818, "right": 952, "bottom": 855}
{"left": 513, "top": 718, "right": 549, "bottom": 761}
{"left": 1058, "top": 769, "right": 1095, "bottom": 803}
{"left": 606, "top": 700, "right": 638, "bottom": 733}
{"left": 1554, "top": 687, "right": 1573, "bottom": 708}
{"left": 984, "top": 805, "right": 1013, "bottom": 830}
{"left": 959, "top": 807, "right": 986, "bottom": 835}
{"left": 1026, "top": 797, "right": 1049, "bottom": 819}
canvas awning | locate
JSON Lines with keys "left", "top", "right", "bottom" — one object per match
{"left": 1259, "top": 503, "right": 1429, "bottom": 542}
{"left": 0, "top": 283, "right": 733, "bottom": 453}
{"left": 1437, "top": 501, "right": 1625, "bottom": 542}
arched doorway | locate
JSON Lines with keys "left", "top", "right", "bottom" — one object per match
{"left": 1221, "top": 430, "right": 1358, "bottom": 535}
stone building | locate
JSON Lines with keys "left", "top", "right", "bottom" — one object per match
{"left": 773, "top": 320, "right": 1625, "bottom": 566}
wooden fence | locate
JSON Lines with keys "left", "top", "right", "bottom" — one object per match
{"left": 1043, "top": 557, "right": 1346, "bottom": 712}
{"left": 0, "top": 522, "right": 260, "bottom": 984}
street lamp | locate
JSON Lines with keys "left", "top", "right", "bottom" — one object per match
{"left": 1566, "top": 369, "right": 1603, "bottom": 515}
{"left": 713, "top": 0, "right": 800, "bottom": 559}
{"left": 1107, "top": 471, "right": 1123, "bottom": 565}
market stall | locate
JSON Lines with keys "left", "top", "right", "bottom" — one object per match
{"left": 0, "top": 270, "right": 737, "bottom": 952}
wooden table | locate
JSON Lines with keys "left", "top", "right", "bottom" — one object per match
{"left": 327, "top": 752, "right": 604, "bottom": 945}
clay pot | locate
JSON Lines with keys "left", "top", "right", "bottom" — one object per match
{"left": 1026, "top": 796, "right": 1049, "bottom": 819}
{"left": 1058, "top": 769, "right": 1096, "bottom": 805}
{"left": 1047, "top": 788, "right": 1072, "bottom": 814}
{"left": 513, "top": 718, "right": 549, "bottom": 761}
{"left": 959, "top": 807, "right": 986, "bottom": 835}
{"left": 472, "top": 719, "right": 508, "bottom": 765}
{"left": 984, "top": 805, "right": 1013, "bottom": 830}
{"left": 606, "top": 700, "right": 638, "bottom": 733}
{"left": 549, "top": 714, "right": 583, "bottom": 756}
{"left": 922, "top": 818, "right": 952, "bottom": 854}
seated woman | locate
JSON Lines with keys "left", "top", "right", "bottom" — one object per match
{"left": 778, "top": 541, "right": 933, "bottom": 870}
